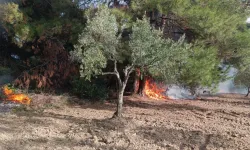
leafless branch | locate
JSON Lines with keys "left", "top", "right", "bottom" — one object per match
{"left": 114, "top": 60, "right": 118, "bottom": 73}
{"left": 102, "top": 72, "right": 117, "bottom": 75}
{"left": 123, "top": 64, "right": 134, "bottom": 85}
{"left": 124, "top": 64, "right": 133, "bottom": 75}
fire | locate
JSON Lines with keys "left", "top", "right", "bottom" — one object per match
{"left": 2, "top": 86, "right": 31, "bottom": 105}
{"left": 144, "top": 78, "right": 167, "bottom": 100}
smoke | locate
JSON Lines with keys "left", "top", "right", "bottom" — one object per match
{"left": 217, "top": 67, "right": 247, "bottom": 94}
{"left": 166, "top": 66, "right": 247, "bottom": 100}
{"left": 166, "top": 85, "right": 196, "bottom": 100}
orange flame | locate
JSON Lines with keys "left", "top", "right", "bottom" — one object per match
{"left": 144, "top": 78, "right": 167, "bottom": 100}
{"left": 2, "top": 86, "right": 31, "bottom": 105}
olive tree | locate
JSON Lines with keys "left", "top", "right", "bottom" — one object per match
{"left": 71, "top": 6, "right": 190, "bottom": 117}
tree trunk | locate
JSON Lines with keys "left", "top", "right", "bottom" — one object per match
{"left": 113, "top": 86, "right": 125, "bottom": 118}
{"left": 113, "top": 0, "right": 119, "bottom": 7}
{"left": 133, "top": 69, "right": 140, "bottom": 94}
{"left": 107, "top": 61, "right": 133, "bottom": 118}
{"left": 190, "top": 86, "right": 197, "bottom": 96}
{"left": 245, "top": 87, "right": 250, "bottom": 97}
{"left": 137, "top": 76, "right": 146, "bottom": 96}
{"left": 133, "top": 77, "right": 139, "bottom": 94}
{"left": 113, "top": 73, "right": 132, "bottom": 117}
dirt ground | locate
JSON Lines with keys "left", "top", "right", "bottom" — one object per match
{"left": 0, "top": 94, "right": 249, "bottom": 150}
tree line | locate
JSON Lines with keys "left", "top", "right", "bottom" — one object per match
{"left": 1, "top": 0, "right": 250, "bottom": 117}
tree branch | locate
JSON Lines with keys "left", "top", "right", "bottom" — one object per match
{"left": 123, "top": 65, "right": 134, "bottom": 86}
{"left": 114, "top": 60, "right": 118, "bottom": 73}
{"left": 102, "top": 72, "right": 117, "bottom": 75}
{"left": 123, "top": 65, "right": 133, "bottom": 75}
{"left": 113, "top": 60, "right": 122, "bottom": 87}
{"left": 9, "top": 60, "right": 53, "bottom": 84}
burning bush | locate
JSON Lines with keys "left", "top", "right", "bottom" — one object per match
{"left": 144, "top": 78, "right": 167, "bottom": 100}
{"left": 1, "top": 86, "right": 31, "bottom": 105}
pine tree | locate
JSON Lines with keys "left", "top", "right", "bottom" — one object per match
{"left": 177, "top": 42, "right": 223, "bottom": 95}
{"left": 234, "top": 68, "right": 250, "bottom": 96}
{"left": 0, "top": 0, "right": 84, "bottom": 88}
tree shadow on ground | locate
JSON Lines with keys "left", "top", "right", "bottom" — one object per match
{"left": 2, "top": 137, "right": 128, "bottom": 150}
{"left": 15, "top": 110, "right": 135, "bottom": 137}
{"left": 2, "top": 111, "right": 132, "bottom": 150}
{"left": 200, "top": 94, "right": 250, "bottom": 105}
{"left": 65, "top": 96, "right": 117, "bottom": 111}
{"left": 199, "top": 98, "right": 250, "bottom": 106}
{"left": 136, "top": 126, "right": 238, "bottom": 150}
{"left": 68, "top": 95, "right": 210, "bottom": 113}
{"left": 207, "top": 94, "right": 250, "bottom": 100}
{"left": 29, "top": 92, "right": 250, "bottom": 116}
{"left": 65, "top": 95, "right": 241, "bottom": 117}
{"left": 4, "top": 101, "right": 247, "bottom": 150}
{"left": 123, "top": 98, "right": 209, "bottom": 112}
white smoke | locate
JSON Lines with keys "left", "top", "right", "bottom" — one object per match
{"left": 166, "top": 66, "right": 247, "bottom": 100}
{"left": 166, "top": 85, "right": 196, "bottom": 100}
{"left": 217, "top": 67, "right": 247, "bottom": 94}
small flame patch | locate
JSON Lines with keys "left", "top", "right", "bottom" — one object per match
{"left": 2, "top": 86, "right": 31, "bottom": 105}
{"left": 144, "top": 78, "right": 167, "bottom": 100}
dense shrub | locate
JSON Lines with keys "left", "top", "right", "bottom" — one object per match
{"left": 71, "top": 77, "right": 108, "bottom": 101}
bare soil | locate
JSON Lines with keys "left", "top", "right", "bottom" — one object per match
{"left": 0, "top": 94, "right": 250, "bottom": 150}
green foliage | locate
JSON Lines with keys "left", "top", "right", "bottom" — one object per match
{"left": 14, "top": 24, "right": 35, "bottom": 46}
{"left": 71, "top": 6, "right": 120, "bottom": 80}
{"left": 234, "top": 68, "right": 250, "bottom": 88}
{"left": 127, "top": 0, "right": 247, "bottom": 92}
{"left": 0, "top": 0, "right": 85, "bottom": 47}
{"left": 0, "top": 3, "right": 23, "bottom": 24}
{"left": 72, "top": 6, "right": 192, "bottom": 83}
{"left": 129, "top": 17, "right": 191, "bottom": 83}
{"left": 131, "top": 0, "right": 174, "bottom": 16}
{"left": 71, "top": 77, "right": 108, "bottom": 101}
{"left": 231, "top": 29, "right": 250, "bottom": 70}
{"left": 0, "top": 3, "right": 27, "bottom": 46}
{"left": 174, "top": 0, "right": 246, "bottom": 37}
{"left": 129, "top": 17, "right": 165, "bottom": 66}
{"left": 173, "top": 0, "right": 248, "bottom": 59}
{"left": 2, "top": 0, "right": 249, "bottom": 100}
{"left": 177, "top": 43, "right": 223, "bottom": 94}
{"left": 129, "top": 0, "right": 249, "bottom": 93}
{"left": 110, "top": 8, "right": 133, "bottom": 30}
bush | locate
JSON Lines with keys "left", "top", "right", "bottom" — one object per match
{"left": 71, "top": 77, "right": 108, "bottom": 101}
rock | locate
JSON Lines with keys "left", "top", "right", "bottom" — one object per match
{"left": 93, "top": 135, "right": 98, "bottom": 143}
